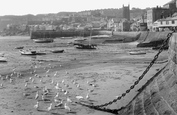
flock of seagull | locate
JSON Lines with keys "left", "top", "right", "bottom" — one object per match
{"left": 0, "top": 63, "right": 97, "bottom": 113}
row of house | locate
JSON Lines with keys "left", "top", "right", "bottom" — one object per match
{"left": 147, "top": 0, "right": 177, "bottom": 31}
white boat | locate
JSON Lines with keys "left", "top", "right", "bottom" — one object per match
{"left": 33, "top": 38, "right": 54, "bottom": 43}
{"left": 19, "top": 50, "right": 46, "bottom": 55}
{"left": 0, "top": 57, "right": 7, "bottom": 62}
{"left": 129, "top": 51, "right": 146, "bottom": 55}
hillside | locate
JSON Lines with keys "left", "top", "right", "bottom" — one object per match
{"left": 0, "top": 8, "right": 147, "bottom": 31}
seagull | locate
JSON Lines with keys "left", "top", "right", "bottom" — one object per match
{"left": 10, "top": 73, "right": 14, "bottom": 77}
{"left": 51, "top": 79, "right": 54, "bottom": 84}
{"left": 35, "top": 91, "right": 39, "bottom": 100}
{"left": 39, "top": 79, "right": 43, "bottom": 83}
{"left": 6, "top": 75, "right": 9, "bottom": 80}
{"left": 54, "top": 92, "right": 59, "bottom": 99}
{"left": 12, "top": 68, "right": 16, "bottom": 72}
{"left": 64, "top": 103, "right": 71, "bottom": 111}
{"left": 47, "top": 103, "right": 53, "bottom": 111}
{"left": 34, "top": 101, "right": 39, "bottom": 110}
{"left": 33, "top": 70, "right": 36, "bottom": 74}
{"left": 67, "top": 97, "right": 72, "bottom": 103}
{"left": 0, "top": 83, "right": 4, "bottom": 88}
{"left": 55, "top": 100, "right": 63, "bottom": 107}
{"left": 65, "top": 71, "right": 68, "bottom": 75}
{"left": 86, "top": 81, "right": 90, "bottom": 84}
{"left": 46, "top": 69, "right": 50, "bottom": 73}
{"left": 10, "top": 78, "right": 13, "bottom": 83}
{"left": 86, "top": 93, "right": 90, "bottom": 99}
{"left": 64, "top": 90, "right": 68, "bottom": 95}
{"left": 61, "top": 89, "right": 65, "bottom": 92}
{"left": 72, "top": 80, "right": 76, "bottom": 85}
{"left": 64, "top": 84, "right": 69, "bottom": 88}
{"left": 54, "top": 98, "right": 61, "bottom": 103}
{"left": 76, "top": 84, "right": 81, "bottom": 89}
{"left": 23, "top": 92, "right": 30, "bottom": 97}
{"left": 25, "top": 82, "right": 28, "bottom": 87}
{"left": 46, "top": 74, "right": 50, "bottom": 77}
{"left": 76, "top": 95, "right": 84, "bottom": 100}
{"left": 54, "top": 71, "right": 58, "bottom": 76}
{"left": 43, "top": 87, "right": 49, "bottom": 93}
{"left": 31, "top": 79, "right": 35, "bottom": 83}
{"left": 55, "top": 83, "right": 60, "bottom": 90}
{"left": 88, "top": 89, "right": 94, "bottom": 93}
{"left": 61, "top": 79, "right": 65, "bottom": 84}
{"left": 34, "top": 74, "right": 38, "bottom": 77}
{"left": 34, "top": 85, "right": 39, "bottom": 88}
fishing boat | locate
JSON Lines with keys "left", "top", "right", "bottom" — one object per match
{"left": 74, "top": 43, "right": 97, "bottom": 49}
{"left": 74, "top": 28, "right": 97, "bottom": 49}
{"left": 33, "top": 38, "right": 54, "bottom": 43}
{"left": 19, "top": 50, "right": 46, "bottom": 55}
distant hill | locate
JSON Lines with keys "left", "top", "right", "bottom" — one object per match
{"left": 0, "top": 8, "right": 147, "bottom": 31}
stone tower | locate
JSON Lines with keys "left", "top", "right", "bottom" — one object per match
{"left": 122, "top": 4, "right": 130, "bottom": 20}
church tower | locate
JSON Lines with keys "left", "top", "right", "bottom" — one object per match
{"left": 122, "top": 4, "right": 130, "bottom": 20}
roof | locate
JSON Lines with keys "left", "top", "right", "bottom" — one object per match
{"left": 163, "top": 0, "right": 175, "bottom": 6}
{"left": 157, "top": 15, "right": 177, "bottom": 21}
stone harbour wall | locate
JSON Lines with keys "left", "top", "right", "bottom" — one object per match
{"left": 118, "top": 33, "right": 177, "bottom": 115}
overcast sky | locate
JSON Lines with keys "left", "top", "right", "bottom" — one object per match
{"left": 0, "top": 0, "right": 171, "bottom": 16}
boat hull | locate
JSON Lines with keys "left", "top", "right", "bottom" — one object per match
{"left": 33, "top": 39, "right": 54, "bottom": 43}
{"left": 19, "top": 50, "right": 46, "bottom": 55}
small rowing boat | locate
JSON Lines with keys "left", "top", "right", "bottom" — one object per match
{"left": 51, "top": 49, "right": 64, "bottom": 53}
{"left": 19, "top": 50, "right": 46, "bottom": 55}
{"left": 33, "top": 38, "right": 54, "bottom": 43}
{"left": 129, "top": 51, "right": 146, "bottom": 55}
{"left": 0, "top": 57, "right": 7, "bottom": 62}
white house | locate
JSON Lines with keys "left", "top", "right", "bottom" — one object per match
{"left": 152, "top": 16, "right": 177, "bottom": 31}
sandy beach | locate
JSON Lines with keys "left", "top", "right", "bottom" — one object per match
{"left": 0, "top": 36, "right": 168, "bottom": 115}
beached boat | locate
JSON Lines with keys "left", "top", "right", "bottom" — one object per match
{"left": 74, "top": 43, "right": 97, "bottom": 49}
{"left": 129, "top": 51, "right": 146, "bottom": 55}
{"left": 51, "top": 49, "right": 64, "bottom": 53}
{"left": 0, "top": 57, "right": 7, "bottom": 62}
{"left": 33, "top": 38, "right": 54, "bottom": 43}
{"left": 19, "top": 50, "right": 46, "bottom": 55}
{"left": 15, "top": 46, "right": 24, "bottom": 49}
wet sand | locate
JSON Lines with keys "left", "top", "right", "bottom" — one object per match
{"left": 0, "top": 36, "right": 168, "bottom": 115}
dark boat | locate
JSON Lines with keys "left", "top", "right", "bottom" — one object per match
{"left": 51, "top": 49, "right": 64, "bottom": 53}
{"left": 15, "top": 46, "right": 24, "bottom": 49}
{"left": 74, "top": 43, "right": 97, "bottom": 49}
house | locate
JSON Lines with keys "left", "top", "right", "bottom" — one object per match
{"left": 147, "top": 0, "right": 177, "bottom": 30}
{"left": 152, "top": 16, "right": 177, "bottom": 31}
{"left": 118, "top": 19, "right": 131, "bottom": 31}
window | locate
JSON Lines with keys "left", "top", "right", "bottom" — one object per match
{"left": 166, "top": 21, "right": 169, "bottom": 25}
{"left": 161, "top": 21, "right": 163, "bottom": 25}
{"left": 172, "top": 20, "right": 175, "bottom": 24}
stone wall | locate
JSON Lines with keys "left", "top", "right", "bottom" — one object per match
{"left": 118, "top": 33, "right": 177, "bottom": 115}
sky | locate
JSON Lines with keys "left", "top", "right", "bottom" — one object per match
{"left": 0, "top": 0, "right": 172, "bottom": 16}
